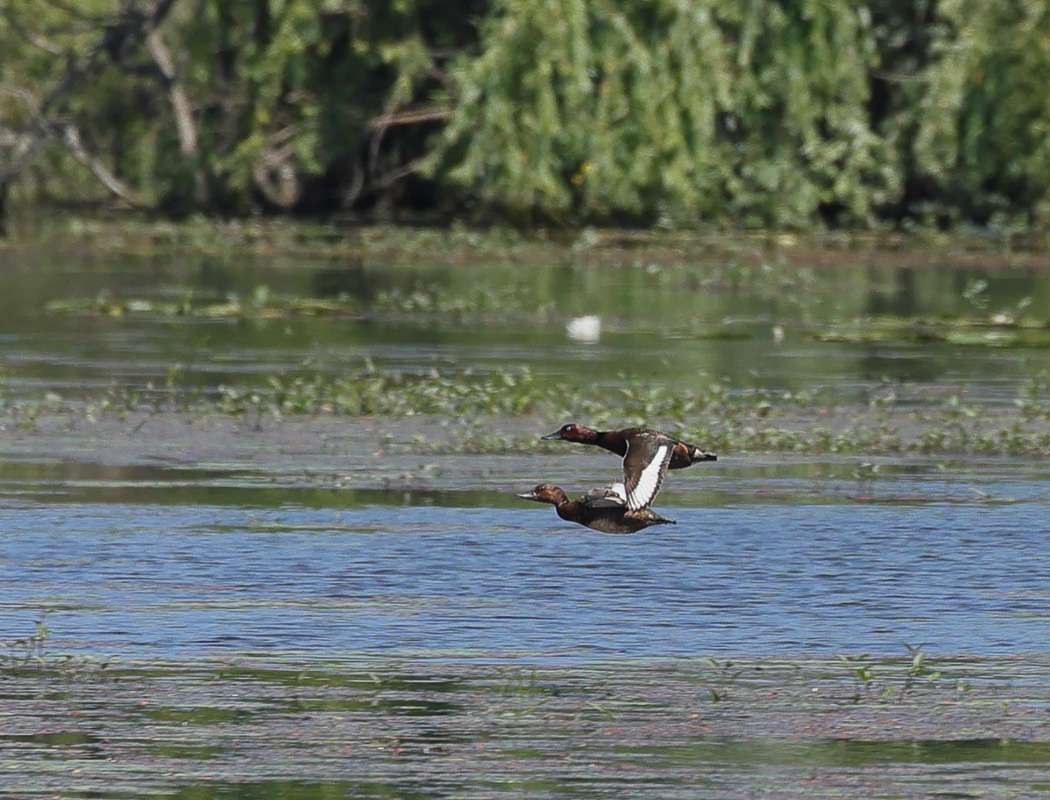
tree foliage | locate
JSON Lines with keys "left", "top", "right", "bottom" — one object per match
{"left": 1, "top": 0, "right": 459, "bottom": 216}
{"left": 431, "top": 0, "right": 896, "bottom": 227}
{"left": 910, "top": 0, "right": 1050, "bottom": 228}
{"left": 2, "top": 0, "right": 1050, "bottom": 230}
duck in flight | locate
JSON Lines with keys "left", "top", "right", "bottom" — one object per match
{"left": 541, "top": 424, "right": 716, "bottom": 511}
{"left": 516, "top": 483, "right": 676, "bottom": 534}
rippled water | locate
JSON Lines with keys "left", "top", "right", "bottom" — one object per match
{"left": 3, "top": 232, "right": 1050, "bottom": 405}
{"left": 3, "top": 469, "right": 1048, "bottom": 660}
{"left": 1, "top": 233, "right": 1050, "bottom": 662}
{"left": 5, "top": 230, "right": 1050, "bottom": 798}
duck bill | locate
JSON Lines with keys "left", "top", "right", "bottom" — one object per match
{"left": 516, "top": 490, "right": 541, "bottom": 502}
{"left": 540, "top": 431, "right": 562, "bottom": 440}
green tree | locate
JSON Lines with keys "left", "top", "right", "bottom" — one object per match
{"left": 430, "top": 0, "right": 898, "bottom": 228}
{"left": 5, "top": 0, "right": 1050, "bottom": 231}
{"left": 910, "top": 0, "right": 1050, "bottom": 228}
{"left": 1, "top": 0, "right": 460, "bottom": 217}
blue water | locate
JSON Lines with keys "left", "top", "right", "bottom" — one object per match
{"left": 4, "top": 494, "right": 1048, "bottom": 660}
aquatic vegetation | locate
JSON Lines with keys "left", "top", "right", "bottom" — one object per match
{"left": 1016, "top": 372, "right": 1050, "bottom": 418}
{"left": 15, "top": 236, "right": 1050, "bottom": 462}
{"left": 43, "top": 274, "right": 780, "bottom": 333}
{"left": 3, "top": 358, "right": 1050, "bottom": 457}
{"left": 47, "top": 289, "right": 365, "bottom": 321}
{"left": 5, "top": 617, "right": 50, "bottom": 661}
{"left": 806, "top": 313, "right": 1050, "bottom": 348}
{"left": 703, "top": 658, "right": 745, "bottom": 703}
{"left": 215, "top": 365, "right": 557, "bottom": 417}
{"left": 900, "top": 643, "right": 943, "bottom": 701}
{"left": 837, "top": 645, "right": 948, "bottom": 704}
{"left": 2, "top": 651, "right": 1043, "bottom": 797}
{"left": 836, "top": 653, "right": 877, "bottom": 701}
{"left": 0, "top": 615, "right": 108, "bottom": 679}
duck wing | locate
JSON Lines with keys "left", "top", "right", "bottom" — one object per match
{"left": 624, "top": 507, "right": 677, "bottom": 525}
{"left": 582, "top": 485, "right": 628, "bottom": 508}
{"left": 622, "top": 436, "right": 673, "bottom": 510}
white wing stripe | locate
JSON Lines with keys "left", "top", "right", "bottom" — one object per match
{"left": 628, "top": 444, "right": 668, "bottom": 510}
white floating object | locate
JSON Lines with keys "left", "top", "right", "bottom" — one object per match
{"left": 567, "top": 315, "right": 602, "bottom": 343}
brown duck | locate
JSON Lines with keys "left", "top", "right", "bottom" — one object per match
{"left": 516, "top": 483, "right": 676, "bottom": 534}
{"left": 541, "top": 424, "right": 716, "bottom": 511}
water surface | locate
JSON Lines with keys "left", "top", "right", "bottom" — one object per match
{"left": 4, "top": 229, "right": 1050, "bottom": 798}
{"left": 3, "top": 235, "right": 1050, "bottom": 406}
{"left": 3, "top": 463, "right": 1048, "bottom": 660}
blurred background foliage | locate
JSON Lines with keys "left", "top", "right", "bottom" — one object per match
{"left": 1, "top": 0, "right": 1049, "bottom": 231}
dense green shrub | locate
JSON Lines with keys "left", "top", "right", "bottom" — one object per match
{"left": 909, "top": 0, "right": 1050, "bottom": 229}
{"left": 0, "top": 0, "right": 457, "bottom": 215}
{"left": 2, "top": 0, "right": 1050, "bottom": 230}
{"left": 431, "top": 0, "right": 897, "bottom": 228}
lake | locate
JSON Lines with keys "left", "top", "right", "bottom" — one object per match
{"left": 2, "top": 224, "right": 1050, "bottom": 798}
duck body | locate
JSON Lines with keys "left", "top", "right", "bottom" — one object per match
{"left": 516, "top": 484, "right": 676, "bottom": 534}
{"left": 542, "top": 424, "right": 716, "bottom": 469}
{"left": 541, "top": 423, "right": 716, "bottom": 511}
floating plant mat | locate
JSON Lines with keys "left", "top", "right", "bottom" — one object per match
{"left": 806, "top": 316, "right": 1050, "bottom": 347}
{"left": 43, "top": 291, "right": 756, "bottom": 345}
{"left": 43, "top": 289, "right": 517, "bottom": 321}
{"left": 4, "top": 654, "right": 1050, "bottom": 798}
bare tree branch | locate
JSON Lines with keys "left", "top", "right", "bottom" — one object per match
{"left": 145, "top": 28, "right": 198, "bottom": 157}
{"left": 62, "top": 124, "right": 145, "bottom": 206}
{"left": 368, "top": 106, "right": 451, "bottom": 129}
{"left": 0, "top": 86, "right": 144, "bottom": 207}
{"left": 0, "top": 85, "right": 54, "bottom": 179}
{"left": 1, "top": 0, "right": 183, "bottom": 206}
{"left": 372, "top": 157, "right": 424, "bottom": 191}
{"left": 2, "top": 7, "right": 65, "bottom": 56}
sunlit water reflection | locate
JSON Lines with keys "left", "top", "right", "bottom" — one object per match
{"left": 2, "top": 236, "right": 1050, "bottom": 659}
{"left": 3, "top": 487, "right": 1048, "bottom": 660}
{"left": 6, "top": 233, "right": 1050, "bottom": 799}
{"left": 3, "top": 241, "right": 1050, "bottom": 405}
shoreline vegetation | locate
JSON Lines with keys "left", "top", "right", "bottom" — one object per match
{"left": 4, "top": 649, "right": 1050, "bottom": 795}
{"left": 2, "top": 402, "right": 1049, "bottom": 459}
{"left": 6, "top": 215, "right": 1050, "bottom": 261}
{"left": 4, "top": 3, "right": 1050, "bottom": 234}
{"left": 3, "top": 220, "right": 1050, "bottom": 458}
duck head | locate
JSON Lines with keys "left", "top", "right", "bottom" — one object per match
{"left": 541, "top": 423, "right": 598, "bottom": 443}
{"left": 516, "top": 484, "right": 570, "bottom": 506}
